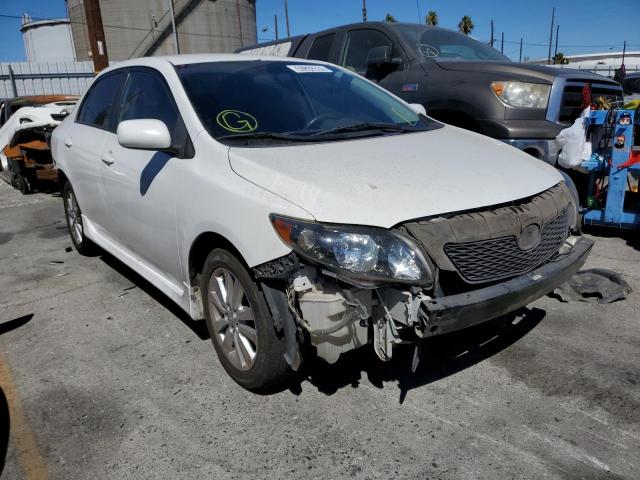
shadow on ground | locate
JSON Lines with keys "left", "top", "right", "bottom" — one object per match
{"left": 295, "top": 308, "right": 546, "bottom": 403}
{"left": 99, "top": 253, "right": 210, "bottom": 340}
{"left": 583, "top": 225, "right": 639, "bottom": 251}
{"left": 0, "top": 314, "right": 34, "bottom": 336}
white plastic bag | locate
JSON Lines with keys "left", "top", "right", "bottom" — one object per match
{"left": 556, "top": 107, "right": 590, "bottom": 169}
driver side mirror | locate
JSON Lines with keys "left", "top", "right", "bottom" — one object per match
{"left": 117, "top": 119, "right": 172, "bottom": 151}
{"left": 366, "top": 45, "right": 402, "bottom": 71}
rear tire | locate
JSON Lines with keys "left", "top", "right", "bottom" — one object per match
{"left": 16, "top": 173, "right": 32, "bottom": 195}
{"left": 202, "top": 248, "right": 292, "bottom": 392}
{"left": 62, "top": 181, "right": 97, "bottom": 256}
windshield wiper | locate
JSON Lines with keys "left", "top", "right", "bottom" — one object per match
{"left": 217, "top": 131, "right": 302, "bottom": 141}
{"left": 310, "top": 122, "right": 419, "bottom": 137}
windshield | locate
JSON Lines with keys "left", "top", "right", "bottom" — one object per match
{"left": 175, "top": 60, "right": 440, "bottom": 145}
{"left": 395, "top": 25, "right": 509, "bottom": 62}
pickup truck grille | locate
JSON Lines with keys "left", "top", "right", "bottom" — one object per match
{"left": 559, "top": 84, "right": 622, "bottom": 123}
{"left": 443, "top": 210, "right": 569, "bottom": 283}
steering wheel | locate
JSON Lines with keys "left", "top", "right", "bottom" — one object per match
{"left": 304, "top": 114, "right": 340, "bottom": 131}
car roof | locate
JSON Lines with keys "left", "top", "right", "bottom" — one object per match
{"left": 100, "top": 53, "right": 327, "bottom": 74}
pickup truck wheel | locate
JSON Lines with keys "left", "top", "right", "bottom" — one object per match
{"left": 62, "top": 182, "right": 97, "bottom": 256}
{"left": 202, "top": 249, "right": 292, "bottom": 392}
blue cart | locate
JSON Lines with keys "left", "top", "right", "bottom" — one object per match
{"left": 580, "top": 109, "right": 639, "bottom": 230}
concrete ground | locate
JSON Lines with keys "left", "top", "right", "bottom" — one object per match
{"left": 0, "top": 181, "right": 639, "bottom": 480}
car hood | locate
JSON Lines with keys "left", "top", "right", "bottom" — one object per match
{"left": 228, "top": 125, "right": 563, "bottom": 228}
{"left": 435, "top": 61, "right": 621, "bottom": 86}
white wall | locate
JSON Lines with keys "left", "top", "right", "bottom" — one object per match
{"left": 23, "top": 22, "right": 76, "bottom": 63}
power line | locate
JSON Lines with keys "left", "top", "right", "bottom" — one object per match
{"left": 2, "top": 12, "right": 638, "bottom": 51}
{"left": 0, "top": 12, "right": 252, "bottom": 43}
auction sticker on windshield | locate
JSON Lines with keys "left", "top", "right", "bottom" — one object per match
{"left": 286, "top": 65, "right": 332, "bottom": 73}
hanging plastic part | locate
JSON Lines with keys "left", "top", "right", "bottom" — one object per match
{"left": 411, "top": 343, "right": 421, "bottom": 373}
{"left": 373, "top": 289, "right": 398, "bottom": 361}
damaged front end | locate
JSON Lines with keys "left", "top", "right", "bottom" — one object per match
{"left": 256, "top": 182, "right": 593, "bottom": 368}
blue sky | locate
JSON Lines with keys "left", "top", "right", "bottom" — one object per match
{"left": 1, "top": 0, "right": 638, "bottom": 62}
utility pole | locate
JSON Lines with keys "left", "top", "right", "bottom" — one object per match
{"left": 168, "top": 0, "right": 180, "bottom": 54}
{"left": 362, "top": 0, "right": 367, "bottom": 22}
{"left": 519, "top": 37, "right": 523, "bottom": 62}
{"left": 501, "top": 32, "right": 504, "bottom": 54}
{"left": 622, "top": 40, "right": 627, "bottom": 65}
{"left": 284, "top": 0, "right": 290, "bottom": 37}
{"left": 83, "top": 0, "right": 109, "bottom": 71}
{"left": 547, "top": 7, "right": 555, "bottom": 65}
{"left": 554, "top": 24, "right": 559, "bottom": 63}
{"left": 235, "top": 0, "right": 244, "bottom": 46}
{"left": 274, "top": 14, "right": 279, "bottom": 40}
{"left": 490, "top": 20, "right": 494, "bottom": 46}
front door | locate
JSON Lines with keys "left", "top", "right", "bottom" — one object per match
{"left": 100, "top": 68, "right": 184, "bottom": 285}
{"left": 339, "top": 28, "right": 406, "bottom": 96}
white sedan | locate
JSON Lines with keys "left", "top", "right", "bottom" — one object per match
{"left": 52, "top": 54, "right": 591, "bottom": 391}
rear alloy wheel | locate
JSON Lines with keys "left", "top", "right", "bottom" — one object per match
{"left": 202, "top": 249, "right": 292, "bottom": 391}
{"left": 62, "top": 182, "right": 97, "bottom": 256}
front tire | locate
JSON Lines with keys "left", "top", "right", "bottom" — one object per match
{"left": 202, "top": 249, "right": 292, "bottom": 392}
{"left": 62, "top": 181, "right": 97, "bottom": 256}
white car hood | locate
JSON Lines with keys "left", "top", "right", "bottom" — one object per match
{"left": 229, "top": 125, "right": 563, "bottom": 228}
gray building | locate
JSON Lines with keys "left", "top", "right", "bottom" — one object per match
{"left": 21, "top": 15, "right": 76, "bottom": 62}
{"left": 65, "top": 0, "right": 257, "bottom": 61}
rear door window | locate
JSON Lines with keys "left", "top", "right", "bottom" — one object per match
{"left": 306, "top": 33, "right": 336, "bottom": 62}
{"left": 76, "top": 72, "right": 125, "bottom": 131}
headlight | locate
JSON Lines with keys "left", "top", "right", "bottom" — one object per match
{"left": 270, "top": 215, "right": 433, "bottom": 286}
{"left": 491, "top": 81, "right": 551, "bottom": 108}
{"left": 558, "top": 174, "right": 581, "bottom": 232}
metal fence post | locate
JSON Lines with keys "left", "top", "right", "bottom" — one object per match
{"left": 8, "top": 65, "right": 18, "bottom": 97}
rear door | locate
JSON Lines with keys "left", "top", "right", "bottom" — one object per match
{"left": 337, "top": 27, "right": 407, "bottom": 95}
{"left": 99, "top": 67, "right": 185, "bottom": 284}
{"left": 68, "top": 70, "right": 126, "bottom": 227}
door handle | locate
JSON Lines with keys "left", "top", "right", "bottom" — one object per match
{"left": 64, "top": 138, "right": 73, "bottom": 148}
{"left": 100, "top": 154, "right": 115, "bottom": 166}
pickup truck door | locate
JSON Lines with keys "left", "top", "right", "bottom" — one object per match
{"left": 337, "top": 27, "right": 406, "bottom": 96}
{"left": 99, "top": 68, "right": 184, "bottom": 286}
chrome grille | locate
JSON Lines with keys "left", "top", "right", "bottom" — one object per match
{"left": 443, "top": 210, "right": 569, "bottom": 284}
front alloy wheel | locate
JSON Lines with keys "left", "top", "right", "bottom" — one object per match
{"left": 202, "top": 249, "right": 292, "bottom": 391}
{"left": 208, "top": 267, "right": 258, "bottom": 371}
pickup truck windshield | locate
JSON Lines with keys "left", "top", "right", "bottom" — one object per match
{"left": 175, "top": 60, "right": 440, "bottom": 145}
{"left": 395, "top": 25, "right": 508, "bottom": 62}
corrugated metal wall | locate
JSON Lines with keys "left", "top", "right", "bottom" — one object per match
{"left": 0, "top": 61, "right": 95, "bottom": 98}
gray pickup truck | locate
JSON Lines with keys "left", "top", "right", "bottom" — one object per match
{"left": 237, "top": 22, "right": 623, "bottom": 165}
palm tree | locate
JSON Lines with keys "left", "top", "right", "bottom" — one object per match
{"left": 425, "top": 10, "right": 438, "bottom": 26}
{"left": 385, "top": 13, "right": 397, "bottom": 23}
{"left": 458, "top": 15, "right": 474, "bottom": 35}
{"left": 553, "top": 52, "right": 569, "bottom": 65}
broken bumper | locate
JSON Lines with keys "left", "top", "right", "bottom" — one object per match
{"left": 419, "top": 236, "right": 593, "bottom": 336}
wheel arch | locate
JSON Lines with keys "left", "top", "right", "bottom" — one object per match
{"left": 57, "top": 168, "right": 69, "bottom": 188}
{"left": 188, "top": 231, "right": 249, "bottom": 287}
